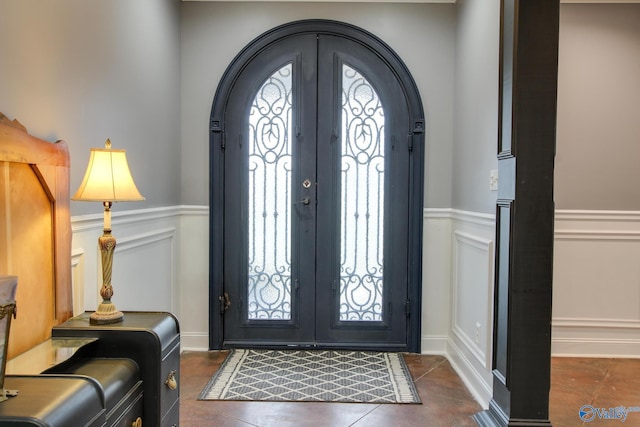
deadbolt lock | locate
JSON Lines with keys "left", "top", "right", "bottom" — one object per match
{"left": 302, "top": 179, "right": 311, "bottom": 188}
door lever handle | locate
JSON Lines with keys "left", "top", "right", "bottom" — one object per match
{"left": 294, "top": 197, "right": 310, "bottom": 206}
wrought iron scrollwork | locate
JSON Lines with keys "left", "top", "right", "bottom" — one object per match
{"left": 339, "top": 64, "right": 385, "bottom": 322}
{"left": 247, "top": 63, "right": 293, "bottom": 320}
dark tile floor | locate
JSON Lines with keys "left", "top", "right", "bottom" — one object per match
{"left": 180, "top": 351, "right": 640, "bottom": 427}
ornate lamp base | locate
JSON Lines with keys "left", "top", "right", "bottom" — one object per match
{"left": 90, "top": 301, "right": 124, "bottom": 325}
{"left": 91, "top": 207, "right": 124, "bottom": 325}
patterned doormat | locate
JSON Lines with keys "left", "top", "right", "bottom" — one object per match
{"left": 198, "top": 349, "right": 421, "bottom": 403}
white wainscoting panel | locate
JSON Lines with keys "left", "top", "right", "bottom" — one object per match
{"left": 452, "top": 230, "right": 493, "bottom": 370}
{"left": 72, "top": 205, "right": 211, "bottom": 351}
{"left": 553, "top": 210, "right": 640, "bottom": 357}
{"left": 422, "top": 208, "right": 640, "bottom": 409}
{"left": 447, "top": 210, "right": 495, "bottom": 409}
{"left": 422, "top": 209, "right": 453, "bottom": 354}
{"left": 177, "top": 206, "right": 210, "bottom": 350}
{"left": 113, "top": 227, "right": 176, "bottom": 312}
{"left": 70, "top": 206, "right": 640, "bottom": 380}
{"left": 71, "top": 248, "right": 85, "bottom": 317}
{"left": 71, "top": 206, "right": 183, "bottom": 322}
{"left": 424, "top": 208, "right": 495, "bottom": 409}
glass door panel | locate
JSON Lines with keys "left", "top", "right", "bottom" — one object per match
{"left": 247, "top": 64, "right": 293, "bottom": 321}
{"left": 340, "top": 64, "right": 385, "bottom": 322}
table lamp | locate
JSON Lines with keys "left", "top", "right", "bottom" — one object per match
{"left": 73, "top": 139, "right": 144, "bottom": 324}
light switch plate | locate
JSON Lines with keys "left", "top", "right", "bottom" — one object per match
{"left": 489, "top": 169, "right": 498, "bottom": 191}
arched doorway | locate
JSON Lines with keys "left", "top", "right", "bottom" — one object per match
{"left": 209, "top": 20, "right": 425, "bottom": 352}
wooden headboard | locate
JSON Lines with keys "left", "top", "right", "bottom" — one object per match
{"left": 0, "top": 113, "right": 73, "bottom": 359}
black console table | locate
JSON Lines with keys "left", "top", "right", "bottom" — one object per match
{"left": 52, "top": 311, "right": 181, "bottom": 427}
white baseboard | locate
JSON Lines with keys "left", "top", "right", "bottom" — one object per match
{"left": 421, "top": 335, "right": 448, "bottom": 355}
{"left": 446, "top": 338, "right": 492, "bottom": 409}
{"left": 552, "top": 339, "right": 640, "bottom": 359}
{"left": 180, "top": 332, "right": 210, "bottom": 352}
{"left": 552, "top": 318, "right": 640, "bottom": 358}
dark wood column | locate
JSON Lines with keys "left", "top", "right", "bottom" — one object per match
{"left": 475, "top": 1, "right": 559, "bottom": 426}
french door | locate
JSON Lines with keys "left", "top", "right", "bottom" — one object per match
{"left": 210, "top": 21, "right": 425, "bottom": 352}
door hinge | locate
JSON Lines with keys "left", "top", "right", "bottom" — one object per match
{"left": 220, "top": 292, "right": 231, "bottom": 314}
{"left": 405, "top": 299, "right": 411, "bottom": 317}
{"left": 408, "top": 120, "right": 424, "bottom": 152}
{"left": 211, "top": 120, "right": 224, "bottom": 150}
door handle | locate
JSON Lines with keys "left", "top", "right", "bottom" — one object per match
{"left": 294, "top": 197, "right": 310, "bottom": 206}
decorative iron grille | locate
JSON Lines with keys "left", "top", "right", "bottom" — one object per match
{"left": 247, "top": 63, "right": 293, "bottom": 320}
{"left": 245, "top": 62, "right": 385, "bottom": 323}
{"left": 339, "top": 64, "right": 385, "bottom": 321}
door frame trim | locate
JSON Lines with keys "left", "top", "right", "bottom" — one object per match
{"left": 209, "top": 19, "right": 425, "bottom": 352}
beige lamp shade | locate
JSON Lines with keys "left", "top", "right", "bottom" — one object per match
{"left": 73, "top": 139, "right": 145, "bottom": 202}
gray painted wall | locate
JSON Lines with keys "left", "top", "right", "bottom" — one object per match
{"left": 451, "top": 0, "right": 500, "bottom": 214}
{"left": 2, "top": 1, "right": 637, "bottom": 214}
{"left": 0, "top": 0, "right": 182, "bottom": 215}
{"left": 451, "top": 2, "right": 640, "bottom": 214}
{"left": 556, "top": 4, "right": 640, "bottom": 210}
{"left": 180, "top": 2, "right": 456, "bottom": 208}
